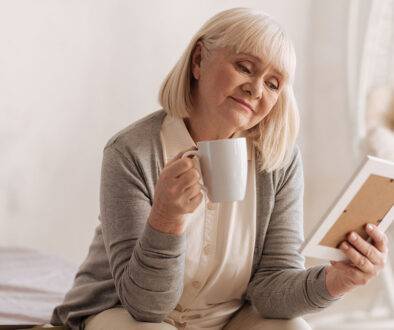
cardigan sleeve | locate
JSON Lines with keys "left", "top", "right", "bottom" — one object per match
{"left": 247, "top": 146, "right": 340, "bottom": 318}
{"left": 100, "top": 144, "right": 185, "bottom": 322}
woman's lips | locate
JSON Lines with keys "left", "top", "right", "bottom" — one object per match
{"left": 230, "top": 97, "right": 254, "bottom": 112}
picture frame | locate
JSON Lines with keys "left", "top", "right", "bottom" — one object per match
{"left": 301, "top": 156, "right": 394, "bottom": 261}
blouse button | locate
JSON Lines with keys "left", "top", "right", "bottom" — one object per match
{"left": 203, "top": 245, "right": 211, "bottom": 255}
{"left": 207, "top": 202, "right": 217, "bottom": 210}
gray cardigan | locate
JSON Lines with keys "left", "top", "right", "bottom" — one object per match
{"left": 51, "top": 110, "right": 338, "bottom": 329}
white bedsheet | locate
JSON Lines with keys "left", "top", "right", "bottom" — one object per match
{"left": 0, "top": 245, "right": 78, "bottom": 325}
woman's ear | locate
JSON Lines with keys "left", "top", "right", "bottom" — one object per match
{"left": 191, "top": 41, "right": 204, "bottom": 80}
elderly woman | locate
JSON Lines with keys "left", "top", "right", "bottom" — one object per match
{"left": 51, "top": 7, "right": 388, "bottom": 330}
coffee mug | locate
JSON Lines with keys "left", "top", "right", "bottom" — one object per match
{"left": 182, "top": 137, "right": 248, "bottom": 202}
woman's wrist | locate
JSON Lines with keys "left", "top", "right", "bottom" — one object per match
{"left": 325, "top": 265, "right": 352, "bottom": 298}
{"left": 148, "top": 209, "right": 185, "bottom": 235}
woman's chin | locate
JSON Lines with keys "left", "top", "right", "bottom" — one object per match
{"left": 224, "top": 112, "right": 250, "bottom": 131}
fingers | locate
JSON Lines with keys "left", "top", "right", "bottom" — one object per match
{"left": 339, "top": 224, "right": 388, "bottom": 274}
{"left": 167, "top": 146, "right": 197, "bottom": 165}
{"left": 166, "top": 156, "right": 195, "bottom": 178}
{"left": 345, "top": 232, "right": 381, "bottom": 265}
{"left": 365, "top": 224, "right": 389, "bottom": 254}
{"left": 177, "top": 170, "right": 203, "bottom": 211}
{"left": 339, "top": 241, "right": 375, "bottom": 273}
{"left": 183, "top": 182, "right": 203, "bottom": 200}
{"left": 186, "top": 190, "right": 204, "bottom": 212}
{"left": 330, "top": 224, "right": 389, "bottom": 293}
{"left": 154, "top": 147, "right": 203, "bottom": 211}
{"left": 177, "top": 168, "right": 201, "bottom": 190}
{"left": 165, "top": 146, "right": 198, "bottom": 178}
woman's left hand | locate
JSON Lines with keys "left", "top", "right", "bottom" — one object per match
{"left": 325, "top": 224, "right": 389, "bottom": 297}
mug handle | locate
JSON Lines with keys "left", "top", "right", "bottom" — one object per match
{"left": 181, "top": 150, "right": 208, "bottom": 194}
{"left": 182, "top": 150, "right": 198, "bottom": 159}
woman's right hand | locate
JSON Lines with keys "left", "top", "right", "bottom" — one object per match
{"left": 148, "top": 147, "right": 204, "bottom": 235}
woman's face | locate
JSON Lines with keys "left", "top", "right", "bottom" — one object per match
{"left": 191, "top": 43, "right": 284, "bottom": 134}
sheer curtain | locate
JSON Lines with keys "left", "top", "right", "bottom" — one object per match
{"left": 350, "top": 0, "right": 394, "bottom": 323}
{"left": 347, "top": 0, "right": 394, "bottom": 159}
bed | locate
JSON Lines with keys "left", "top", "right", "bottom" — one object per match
{"left": 0, "top": 245, "right": 78, "bottom": 329}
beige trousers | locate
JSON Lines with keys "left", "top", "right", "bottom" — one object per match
{"left": 84, "top": 305, "right": 312, "bottom": 330}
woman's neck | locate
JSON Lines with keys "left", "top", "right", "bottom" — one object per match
{"left": 184, "top": 110, "right": 236, "bottom": 143}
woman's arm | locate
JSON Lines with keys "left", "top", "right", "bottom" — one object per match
{"left": 247, "top": 147, "right": 339, "bottom": 319}
{"left": 100, "top": 144, "right": 201, "bottom": 322}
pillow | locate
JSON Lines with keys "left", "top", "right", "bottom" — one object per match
{"left": 365, "top": 126, "right": 394, "bottom": 162}
{"left": 366, "top": 85, "right": 394, "bottom": 130}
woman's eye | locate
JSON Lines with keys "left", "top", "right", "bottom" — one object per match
{"left": 237, "top": 63, "right": 251, "bottom": 74}
{"left": 266, "top": 80, "right": 279, "bottom": 90}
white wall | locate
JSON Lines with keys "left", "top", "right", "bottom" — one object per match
{"left": 302, "top": 0, "right": 356, "bottom": 237}
{"left": 1, "top": 0, "right": 359, "bottom": 264}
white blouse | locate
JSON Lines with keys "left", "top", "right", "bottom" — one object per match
{"left": 160, "top": 114, "right": 256, "bottom": 330}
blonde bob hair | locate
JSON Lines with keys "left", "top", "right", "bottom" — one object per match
{"left": 159, "top": 8, "right": 299, "bottom": 172}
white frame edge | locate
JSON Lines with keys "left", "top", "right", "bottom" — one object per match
{"left": 301, "top": 156, "right": 394, "bottom": 261}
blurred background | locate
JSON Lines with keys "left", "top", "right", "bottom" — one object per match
{"left": 3, "top": 0, "right": 391, "bottom": 263}
{"left": 1, "top": 0, "right": 394, "bottom": 327}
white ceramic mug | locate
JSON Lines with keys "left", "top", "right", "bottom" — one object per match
{"left": 182, "top": 137, "right": 248, "bottom": 202}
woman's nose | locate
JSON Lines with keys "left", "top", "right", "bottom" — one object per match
{"left": 242, "top": 79, "right": 264, "bottom": 99}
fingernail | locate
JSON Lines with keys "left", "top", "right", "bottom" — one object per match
{"left": 349, "top": 233, "right": 357, "bottom": 241}
{"left": 342, "top": 242, "right": 349, "bottom": 250}
{"left": 367, "top": 224, "right": 374, "bottom": 231}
